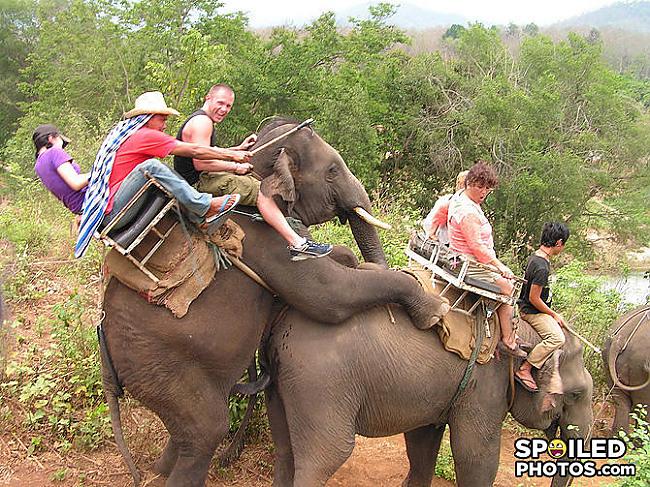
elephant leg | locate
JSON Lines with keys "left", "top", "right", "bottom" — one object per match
{"left": 152, "top": 438, "right": 179, "bottom": 477}
{"left": 159, "top": 388, "right": 230, "bottom": 487}
{"left": 266, "top": 386, "right": 295, "bottom": 486}
{"left": 448, "top": 418, "right": 501, "bottom": 487}
{"left": 286, "top": 406, "right": 355, "bottom": 486}
{"left": 403, "top": 424, "right": 446, "bottom": 487}
{"left": 611, "top": 388, "right": 632, "bottom": 435}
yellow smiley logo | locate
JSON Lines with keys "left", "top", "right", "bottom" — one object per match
{"left": 547, "top": 439, "right": 567, "bottom": 459}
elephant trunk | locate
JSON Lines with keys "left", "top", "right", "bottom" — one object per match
{"left": 348, "top": 211, "right": 388, "bottom": 267}
{"left": 336, "top": 172, "right": 388, "bottom": 267}
{"left": 550, "top": 383, "right": 594, "bottom": 487}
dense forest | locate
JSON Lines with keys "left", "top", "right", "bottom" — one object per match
{"left": 1, "top": 0, "right": 649, "bottom": 264}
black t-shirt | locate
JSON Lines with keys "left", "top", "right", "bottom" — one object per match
{"left": 518, "top": 254, "right": 552, "bottom": 314}
{"left": 173, "top": 109, "right": 217, "bottom": 186}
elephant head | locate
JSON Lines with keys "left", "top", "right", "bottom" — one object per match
{"left": 509, "top": 330, "right": 594, "bottom": 487}
{"left": 251, "top": 118, "right": 388, "bottom": 266}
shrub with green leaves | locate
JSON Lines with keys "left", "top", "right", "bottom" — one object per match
{"left": 551, "top": 260, "right": 623, "bottom": 389}
{"left": 0, "top": 293, "right": 110, "bottom": 451}
{"left": 616, "top": 406, "right": 650, "bottom": 486}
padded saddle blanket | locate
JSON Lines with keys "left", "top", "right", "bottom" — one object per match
{"left": 103, "top": 217, "right": 244, "bottom": 318}
{"left": 404, "top": 265, "right": 500, "bottom": 364}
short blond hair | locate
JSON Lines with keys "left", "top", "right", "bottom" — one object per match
{"left": 455, "top": 170, "right": 469, "bottom": 191}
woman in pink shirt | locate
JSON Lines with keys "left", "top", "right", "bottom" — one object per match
{"left": 447, "top": 161, "right": 526, "bottom": 358}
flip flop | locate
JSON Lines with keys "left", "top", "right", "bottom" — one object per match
{"left": 204, "top": 194, "right": 241, "bottom": 235}
{"left": 514, "top": 373, "right": 539, "bottom": 393}
{"left": 497, "top": 341, "right": 528, "bottom": 359}
{"left": 516, "top": 336, "right": 534, "bottom": 352}
{"left": 206, "top": 193, "right": 241, "bottom": 223}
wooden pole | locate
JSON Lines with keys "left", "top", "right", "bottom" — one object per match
{"left": 250, "top": 118, "right": 314, "bottom": 155}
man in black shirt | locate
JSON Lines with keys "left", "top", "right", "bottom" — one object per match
{"left": 515, "top": 222, "right": 570, "bottom": 392}
{"left": 174, "top": 83, "right": 332, "bottom": 261}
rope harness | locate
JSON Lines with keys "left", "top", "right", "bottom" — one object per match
{"left": 440, "top": 302, "right": 487, "bottom": 419}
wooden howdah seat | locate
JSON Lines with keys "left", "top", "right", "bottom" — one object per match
{"left": 405, "top": 231, "right": 524, "bottom": 318}
{"left": 97, "top": 174, "right": 179, "bottom": 283}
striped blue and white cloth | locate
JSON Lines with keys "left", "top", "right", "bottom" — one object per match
{"left": 74, "top": 114, "right": 152, "bottom": 258}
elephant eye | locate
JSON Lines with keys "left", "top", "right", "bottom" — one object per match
{"left": 326, "top": 165, "right": 339, "bottom": 180}
{"left": 566, "top": 390, "right": 582, "bottom": 403}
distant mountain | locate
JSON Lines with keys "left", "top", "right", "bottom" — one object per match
{"left": 337, "top": 2, "right": 468, "bottom": 29}
{"left": 555, "top": 1, "right": 650, "bottom": 32}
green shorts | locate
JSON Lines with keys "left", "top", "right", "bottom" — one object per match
{"left": 197, "top": 172, "right": 260, "bottom": 206}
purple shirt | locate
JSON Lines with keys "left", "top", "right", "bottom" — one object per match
{"left": 34, "top": 147, "right": 86, "bottom": 214}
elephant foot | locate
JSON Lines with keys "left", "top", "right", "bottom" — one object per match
{"left": 151, "top": 441, "right": 178, "bottom": 478}
{"left": 408, "top": 294, "right": 451, "bottom": 330}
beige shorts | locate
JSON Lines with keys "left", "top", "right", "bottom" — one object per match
{"left": 520, "top": 312, "right": 565, "bottom": 368}
{"left": 197, "top": 172, "right": 261, "bottom": 206}
{"left": 465, "top": 263, "right": 501, "bottom": 283}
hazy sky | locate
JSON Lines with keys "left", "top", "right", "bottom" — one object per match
{"left": 219, "top": 0, "right": 619, "bottom": 27}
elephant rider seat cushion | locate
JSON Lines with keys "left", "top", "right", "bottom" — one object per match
{"left": 103, "top": 215, "right": 244, "bottom": 318}
{"left": 404, "top": 266, "right": 500, "bottom": 364}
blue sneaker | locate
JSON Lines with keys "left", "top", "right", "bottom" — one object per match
{"left": 289, "top": 239, "right": 333, "bottom": 261}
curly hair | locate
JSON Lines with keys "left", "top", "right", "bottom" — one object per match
{"left": 465, "top": 161, "right": 498, "bottom": 188}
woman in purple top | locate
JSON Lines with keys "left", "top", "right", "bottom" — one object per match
{"left": 33, "top": 124, "right": 89, "bottom": 214}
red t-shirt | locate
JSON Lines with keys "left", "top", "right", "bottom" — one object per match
{"left": 106, "top": 127, "right": 178, "bottom": 212}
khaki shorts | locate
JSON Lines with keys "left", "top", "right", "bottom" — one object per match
{"left": 465, "top": 263, "right": 501, "bottom": 283}
{"left": 520, "top": 312, "right": 565, "bottom": 368}
{"left": 197, "top": 172, "right": 261, "bottom": 206}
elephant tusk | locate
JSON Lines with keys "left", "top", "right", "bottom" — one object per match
{"left": 353, "top": 207, "right": 392, "bottom": 230}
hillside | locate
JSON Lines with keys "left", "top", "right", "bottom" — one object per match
{"left": 337, "top": 2, "right": 467, "bottom": 28}
{"left": 557, "top": 0, "right": 650, "bottom": 32}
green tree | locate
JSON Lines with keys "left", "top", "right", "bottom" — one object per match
{"left": 0, "top": 0, "right": 37, "bottom": 146}
{"left": 443, "top": 23, "right": 465, "bottom": 40}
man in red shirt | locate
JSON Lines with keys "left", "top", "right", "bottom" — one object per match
{"left": 103, "top": 91, "right": 251, "bottom": 230}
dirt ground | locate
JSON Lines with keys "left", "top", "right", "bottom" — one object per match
{"left": 0, "top": 426, "right": 623, "bottom": 486}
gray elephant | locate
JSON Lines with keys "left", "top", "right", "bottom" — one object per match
{"left": 265, "top": 288, "right": 594, "bottom": 487}
{"left": 101, "top": 119, "right": 450, "bottom": 487}
{"left": 602, "top": 304, "right": 650, "bottom": 435}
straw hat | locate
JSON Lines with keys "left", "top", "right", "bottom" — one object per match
{"left": 123, "top": 91, "right": 180, "bottom": 118}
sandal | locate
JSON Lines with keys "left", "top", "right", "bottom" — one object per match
{"left": 204, "top": 194, "right": 241, "bottom": 234}
{"left": 497, "top": 341, "right": 528, "bottom": 359}
{"left": 515, "top": 373, "right": 539, "bottom": 393}
{"left": 206, "top": 194, "right": 241, "bottom": 223}
{"left": 516, "top": 336, "right": 534, "bottom": 352}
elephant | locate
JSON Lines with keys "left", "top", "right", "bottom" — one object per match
{"left": 100, "top": 118, "right": 450, "bottom": 487}
{"left": 602, "top": 304, "right": 650, "bottom": 435}
{"left": 265, "top": 278, "right": 594, "bottom": 487}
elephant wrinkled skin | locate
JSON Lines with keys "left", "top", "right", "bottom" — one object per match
{"left": 266, "top": 303, "right": 593, "bottom": 487}
{"left": 100, "top": 119, "right": 449, "bottom": 487}
{"left": 602, "top": 304, "right": 650, "bottom": 435}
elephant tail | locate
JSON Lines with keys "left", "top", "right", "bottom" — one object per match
{"left": 97, "top": 325, "right": 141, "bottom": 487}
{"left": 219, "top": 360, "right": 264, "bottom": 467}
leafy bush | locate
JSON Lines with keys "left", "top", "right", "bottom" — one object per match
{"left": 0, "top": 293, "right": 110, "bottom": 451}
{"left": 551, "top": 260, "right": 623, "bottom": 389}
{"left": 434, "top": 433, "right": 456, "bottom": 482}
{"left": 616, "top": 406, "right": 650, "bottom": 486}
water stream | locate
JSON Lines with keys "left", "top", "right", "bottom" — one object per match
{"left": 600, "top": 272, "right": 649, "bottom": 306}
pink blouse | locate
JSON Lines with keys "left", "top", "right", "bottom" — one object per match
{"left": 447, "top": 191, "right": 496, "bottom": 264}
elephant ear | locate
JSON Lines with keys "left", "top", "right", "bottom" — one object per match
{"left": 260, "top": 148, "right": 296, "bottom": 213}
